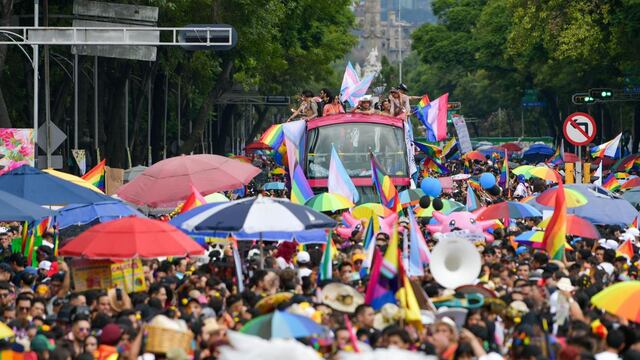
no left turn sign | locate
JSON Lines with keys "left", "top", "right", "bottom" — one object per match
{"left": 563, "top": 112, "right": 597, "bottom": 146}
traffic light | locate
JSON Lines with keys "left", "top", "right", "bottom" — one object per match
{"left": 572, "top": 93, "right": 596, "bottom": 105}
{"left": 589, "top": 88, "right": 613, "bottom": 100}
{"left": 447, "top": 102, "right": 462, "bottom": 110}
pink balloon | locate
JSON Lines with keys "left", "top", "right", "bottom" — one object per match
{"left": 342, "top": 211, "right": 362, "bottom": 227}
{"left": 379, "top": 213, "right": 398, "bottom": 235}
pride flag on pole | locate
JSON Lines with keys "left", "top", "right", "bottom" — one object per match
{"left": 290, "top": 164, "right": 314, "bottom": 204}
{"left": 365, "top": 228, "right": 401, "bottom": 310}
{"left": 542, "top": 181, "right": 568, "bottom": 261}
{"left": 590, "top": 133, "right": 622, "bottom": 158}
{"left": 82, "top": 159, "right": 106, "bottom": 192}
{"left": 466, "top": 184, "right": 480, "bottom": 212}
{"left": 416, "top": 93, "right": 448, "bottom": 141}
{"left": 499, "top": 150, "right": 509, "bottom": 191}
{"left": 408, "top": 210, "right": 430, "bottom": 276}
{"left": 602, "top": 173, "right": 621, "bottom": 192}
{"left": 371, "top": 153, "right": 401, "bottom": 212}
{"left": 180, "top": 185, "right": 207, "bottom": 214}
{"left": 319, "top": 231, "right": 336, "bottom": 281}
{"left": 329, "top": 145, "right": 359, "bottom": 203}
{"left": 339, "top": 62, "right": 374, "bottom": 107}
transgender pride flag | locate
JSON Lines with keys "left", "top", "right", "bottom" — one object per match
{"left": 328, "top": 145, "right": 359, "bottom": 203}
{"left": 417, "top": 93, "right": 448, "bottom": 141}
{"left": 340, "top": 62, "right": 374, "bottom": 107}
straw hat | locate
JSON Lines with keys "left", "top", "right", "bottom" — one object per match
{"left": 321, "top": 283, "right": 363, "bottom": 314}
{"left": 373, "top": 303, "right": 403, "bottom": 330}
{"left": 107, "top": 288, "right": 132, "bottom": 313}
{"left": 556, "top": 278, "right": 575, "bottom": 292}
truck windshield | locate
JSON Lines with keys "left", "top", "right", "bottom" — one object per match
{"left": 306, "top": 122, "right": 407, "bottom": 179}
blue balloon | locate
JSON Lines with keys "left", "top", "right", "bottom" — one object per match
{"left": 421, "top": 177, "right": 442, "bottom": 197}
{"left": 480, "top": 172, "right": 496, "bottom": 189}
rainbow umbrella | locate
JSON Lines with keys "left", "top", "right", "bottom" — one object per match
{"left": 475, "top": 201, "right": 542, "bottom": 221}
{"left": 271, "top": 167, "right": 286, "bottom": 175}
{"left": 591, "top": 281, "right": 640, "bottom": 323}
{"left": 537, "top": 214, "right": 600, "bottom": 239}
{"left": 512, "top": 165, "right": 535, "bottom": 179}
{"left": 399, "top": 189, "right": 425, "bottom": 206}
{"left": 240, "top": 310, "right": 331, "bottom": 339}
{"left": 415, "top": 199, "right": 465, "bottom": 217}
{"left": 305, "top": 192, "right": 354, "bottom": 212}
{"left": 529, "top": 167, "right": 562, "bottom": 182}
{"left": 622, "top": 178, "right": 640, "bottom": 190}
{"left": 515, "top": 230, "right": 576, "bottom": 251}
{"left": 463, "top": 151, "right": 486, "bottom": 162}
{"left": 535, "top": 187, "right": 588, "bottom": 208}
{"left": 352, "top": 203, "right": 394, "bottom": 219}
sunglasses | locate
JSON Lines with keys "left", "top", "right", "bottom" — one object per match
{"left": 18, "top": 306, "right": 30, "bottom": 312}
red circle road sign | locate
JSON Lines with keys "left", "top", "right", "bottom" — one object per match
{"left": 563, "top": 112, "right": 597, "bottom": 146}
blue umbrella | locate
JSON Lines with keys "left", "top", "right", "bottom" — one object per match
{"left": 528, "top": 184, "right": 640, "bottom": 226}
{"left": 56, "top": 201, "right": 145, "bottom": 229}
{"left": 263, "top": 182, "right": 285, "bottom": 190}
{"left": 0, "top": 165, "right": 113, "bottom": 205}
{"left": 0, "top": 190, "right": 52, "bottom": 222}
{"left": 522, "top": 144, "right": 554, "bottom": 163}
{"left": 174, "top": 195, "right": 336, "bottom": 234}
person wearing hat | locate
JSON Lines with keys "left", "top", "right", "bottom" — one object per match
{"left": 296, "top": 251, "right": 313, "bottom": 280}
{"left": 31, "top": 334, "right": 55, "bottom": 358}
{"left": 352, "top": 95, "right": 375, "bottom": 115}
{"left": 96, "top": 323, "right": 123, "bottom": 360}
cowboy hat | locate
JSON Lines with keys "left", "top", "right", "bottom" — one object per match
{"left": 373, "top": 303, "right": 403, "bottom": 330}
{"left": 321, "top": 283, "right": 363, "bottom": 314}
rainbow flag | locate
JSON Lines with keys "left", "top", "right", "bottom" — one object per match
{"left": 422, "top": 156, "right": 449, "bottom": 175}
{"left": 180, "top": 185, "right": 207, "bottom": 214}
{"left": 381, "top": 225, "right": 400, "bottom": 279}
{"left": 259, "top": 124, "right": 284, "bottom": 149}
{"left": 20, "top": 221, "right": 28, "bottom": 253}
{"left": 365, "top": 236, "right": 400, "bottom": 310}
{"left": 360, "top": 217, "right": 377, "bottom": 277}
{"left": 542, "top": 181, "right": 567, "bottom": 261}
{"left": 499, "top": 150, "right": 509, "bottom": 190}
{"left": 548, "top": 147, "right": 564, "bottom": 165}
{"left": 371, "top": 153, "right": 401, "bottom": 212}
{"left": 319, "top": 231, "right": 335, "bottom": 281}
{"left": 329, "top": 145, "right": 359, "bottom": 203}
{"left": 290, "top": 164, "right": 314, "bottom": 204}
{"left": 463, "top": 159, "right": 471, "bottom": 174}
{"left": 82, "top": 159, "right": 106, "bottom": 191}
{"left": 442, "top": 138, "right": 460, "bottom": 160}
{"left": 413, "top": 141, "right": 442, "bottom": 158}
{"left": 632, "top": 216, "right": 639, "bottom": 229}
{"left": 623, "top": 158, "right": 640, "bottom": 172}
{"left": 590, "top": 133, "right": 622, "bottom": 158}
{"left": 407, "top": 210, "right": 430, "bottom": 276}
{"left": 468, "top": 177, "right": 481, "bottom": 190}
{"left": 466, "top": 184, "right": 480, "bottom": 211}
{"left": 602, "top": 173, "right": 621, "bottom": 192}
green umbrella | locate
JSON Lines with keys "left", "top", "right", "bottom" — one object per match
{"left": 305, "top": 192, "right": 354, "bottom": 212}
{"left": 513, "top": 165, "right": 535, "bottom": 179}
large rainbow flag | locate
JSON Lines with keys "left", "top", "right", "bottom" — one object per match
{"left": 82, "top": 159, "right": 106, "bottom": 192}
{"left": 542, "top": 181, "right": 567, "bottom": 261}
{"left": 602, "top": 173, "right": 621, "bottom": 192}
{"left": 499, "top": 150, "right": 509, "bottom": 190}
{"left": 259, "top": 124, "right": 285, "bottom": 149}
{"left": 422, "top": 156, "right": 449, "bottom": 175}
{"left": 328, "top": 145, "right": 359, "bottom": 203}
{"left": 365, "top": 226, "right": 400, "bottom": 310}
{"left": 413, "top": 141, "right": 442, "bottom": 158}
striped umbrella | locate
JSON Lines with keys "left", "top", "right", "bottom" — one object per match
{"left": 591, "top": 281, "right": 640, "bottom": 323}
{"left": 536, "top": 187, "right": 588, "bottom": 208}
{"left": 305, "top": 192, "right": 354, "bottom": 212}
{"left": 240, "top": 310, "right": 331, "bottom": 339}
{"left": 512, "top": 165, "right": 535, "bottom": 179}
{"left": 529, "top": 167, "right": 562, "bottom": 182}
{"left": 475, "top": 201, "right": 542, "bottom": 221}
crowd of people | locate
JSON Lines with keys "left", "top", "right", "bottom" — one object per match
{"left": 0, "top": 85, "right": 639, "bottom": 360}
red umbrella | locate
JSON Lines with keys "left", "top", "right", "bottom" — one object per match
{"left": 245, "top": 141, "right": 272, "bottom": 152}
{"left": 538, "top": 214, "right": 601, "bottom": 239}
{"left": 463, "top": 151, "right": 486, "bottom": 162}
{"left": 622, "top": 178, "right": 640, "bottom": 190}
{"left": 499, "top": 142, "right": 522, "bottom": 152}
{"left": 563, "top": 152, "right": 579, "bottom": 163}
{"left": 59, "top": 217, "right": 204, "bottom": 259}
{"left": 116, "top": 154, "right": 261, "bottom": 207}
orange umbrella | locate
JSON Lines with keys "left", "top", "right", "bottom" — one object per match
{"left": 529, "top": 167, "right": 562, "bottom": 182}
{"left": 463, "top": 151, "right": 486, "bottom": 162}
{"left": 537, "top": 214, "right": 600, "bottom": 239}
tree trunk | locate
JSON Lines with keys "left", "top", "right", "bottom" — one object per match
{"left": 633, "top": 103, "right": 640, "bottom": 154}
{"left": 213, "top": 104, "right": 236, "bottom": 154}
{"left": 129, "top": 62, "right": 158, "bottom": 166}
{"left": 541, "top": 90, "right": 559, "bottom": 140}
{"left": 181, "top": 56, "right": 234, "bottom": 154}
{"left": 0, "top": 0, "right": 14, "bottom": 128}
{"left": 247, "top": 105, "right": 269, "bottom": 142}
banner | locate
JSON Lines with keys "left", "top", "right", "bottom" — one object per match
{"left": 72, "top": 149, "right": 86, "bottom": 175}
{"left": 0, "top": 128, "right": 34, "bottom": 175}
{"left": 452, "top": 116, "right": 473, "bottom": 154}
{"left": 105, "top": 166, "right": 124, "bottom": 195}
{"left": 72, "top": 259, "right": 146, "bottom": 293}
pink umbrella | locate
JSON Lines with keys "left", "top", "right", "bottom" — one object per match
{"left": 116, "top": 154, "right": 261, "bottom": 207}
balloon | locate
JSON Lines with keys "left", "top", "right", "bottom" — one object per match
{"left": 342, "top": 211, "right": 362, "bottom": 227}
{"left": 379, "top": 212, "right": 399, "bottom": 236}
{"left": 480, "top": 173, "right": 496, "bottom": 189}
{"left": 488, "top": 185, "right": 502, "bottom": 196}
{"left": 336, "top": 226, "right": 355, "bottom": 240}
{"left": 432, "top": 198, "right": 443, "bottom": 211}
{"left": 419, "top": 196, "right": 431, "bottom": 209}
{"left": 421, "top": 178, "right": 442, "bottom": 197}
